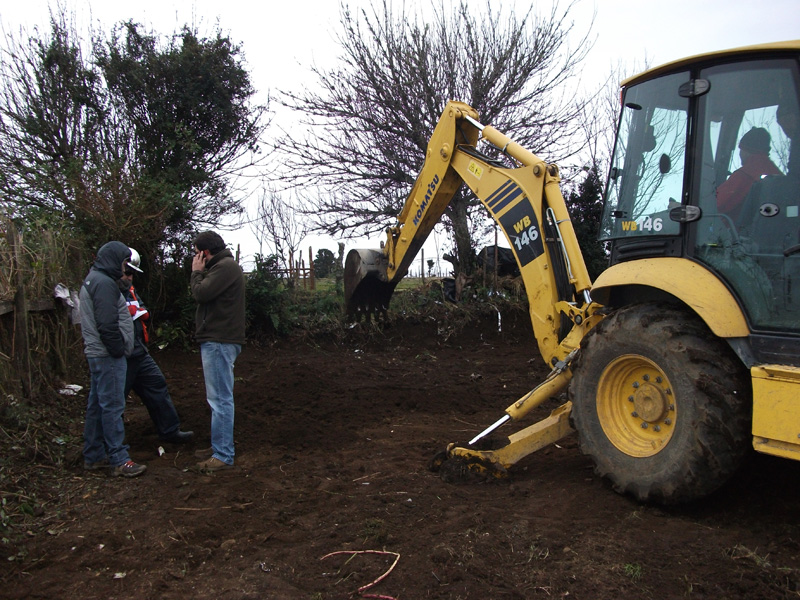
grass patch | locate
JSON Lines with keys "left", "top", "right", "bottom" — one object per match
{"left": 727, "top": 544, "right": 771, "bottom": 568}
{"left": 361, "top": 517, "right": 388, "bottom": 544}
{"left": 623, "top": 562, "right": 643, "bottom": 581}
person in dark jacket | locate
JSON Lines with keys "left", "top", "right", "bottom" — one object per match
{"left": 190, "top": 231, "right": 246, "bottom": 472}
{"left": 79, "top": 241, "right": 146, "bottom": 478}
{"left": 119, "top": 250, "right": 193, "bottom": 444}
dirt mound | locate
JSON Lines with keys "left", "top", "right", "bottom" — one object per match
{"left": 4, "top": 311, "right": 800, "bottom": 599}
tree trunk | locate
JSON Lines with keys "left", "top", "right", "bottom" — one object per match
{"left": 446, "top": 195, "right": 475, "bottom": 277}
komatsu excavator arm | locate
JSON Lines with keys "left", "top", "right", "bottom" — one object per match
{"left": 344, "top": 101, "right": 604, "bottom": 478}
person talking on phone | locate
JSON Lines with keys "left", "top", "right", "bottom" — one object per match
{"left": 190, "top": 231, "right": 246, "bottom": 472}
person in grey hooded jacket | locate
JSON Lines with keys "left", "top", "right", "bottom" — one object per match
{"left": 79, "top": 241, "right": 146, "bottom": 478}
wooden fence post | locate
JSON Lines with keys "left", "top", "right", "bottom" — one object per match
{"left": 8, "top": 222, "right": 32, "bottom": 398}
{"left": 308, "top": 246, "right": 315, "bottom": 290}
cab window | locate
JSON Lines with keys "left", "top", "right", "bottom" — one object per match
{"left": 601, "top": 71, "right": 687, "bottom": 240}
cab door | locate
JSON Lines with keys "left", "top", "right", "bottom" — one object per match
{"left": 691, "top": 57, "right": 800, "bottom": 339}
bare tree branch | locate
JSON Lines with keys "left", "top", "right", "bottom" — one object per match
{"left": 275, "top": 0, "right": 594, "bottom": 273}
{"left": 250, "top": 186, "right": 307, "bottom": 271}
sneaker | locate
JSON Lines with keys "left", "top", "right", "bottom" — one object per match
{"left": 83, "top": 459, "right": 109, "bottom": 471}
{"left": 112, "top": 460, "right": 147, "bottom": 478}
{"left": 194, "top": 447, "right": 214, "bottom": 460}
{"left": 195, "top": 457, "right": 233, "bottom": 473}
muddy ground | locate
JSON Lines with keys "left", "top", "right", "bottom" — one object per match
{"left": 4, "top": 309, "right": 800, "bottom": 599}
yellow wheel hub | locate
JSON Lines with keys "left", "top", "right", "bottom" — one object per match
{"left": 596, "top": 354, "right": 676, "bottom": 457}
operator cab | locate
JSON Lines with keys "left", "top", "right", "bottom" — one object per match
{"left": 602, "top": 42, "right": 800, "bottom": 360}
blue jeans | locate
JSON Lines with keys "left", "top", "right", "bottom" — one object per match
{"left": 84, "top": 355, "right": 130, "bottom": 467}
{"left": 126, "top": 353, "right": 181, "bottom": 439}
{"left": 200, "top": 342, "right": 241, "bottom": 465}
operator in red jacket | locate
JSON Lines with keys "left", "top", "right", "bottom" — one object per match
{"left": 717, "top": 127, "right": 782, "bottom": 221}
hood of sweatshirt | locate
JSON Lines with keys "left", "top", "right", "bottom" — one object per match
{"left": 93, "top": 241, "right": 131, "bottom": 280}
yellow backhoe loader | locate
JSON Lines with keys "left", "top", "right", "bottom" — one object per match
{"left": 344, "top": 41, "right": 800, "bottom": 504}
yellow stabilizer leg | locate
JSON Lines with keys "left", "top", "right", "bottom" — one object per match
{"left": 448, "top": 402, "right": 574, "bottom": 476}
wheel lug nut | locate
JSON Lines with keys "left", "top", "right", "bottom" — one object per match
{"left": 654, "top": 425, "right": 661, "bottom": 432}
{"left": 631, "top": 411, "right": 638, "bottom": 418}
{"left": 664, "top": 418, "right": 672, "bottom": 425}
{"left": 641, "top": 422, "right": 648, "bottom": 429}
{"left": 633, "top": 382, "right": 639, "bottom": 388}
{"left": 643, "top": 374, "right": 650, "bottom": 381}
{"left": 628, "top": 395, "right": 634, "bottom": 402}
{"left": 656, "top": 376, "right": 663, "bottom": 383}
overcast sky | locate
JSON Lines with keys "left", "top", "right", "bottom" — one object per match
{"left": 7, "top": 0, "right": 798, "bottom": 93}
{"left": 3, "top": 0, "right": 800, "bottom": 268}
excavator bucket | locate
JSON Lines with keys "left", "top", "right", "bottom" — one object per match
{"left": 344, "top": 248, "right": 397, "bottom": 319}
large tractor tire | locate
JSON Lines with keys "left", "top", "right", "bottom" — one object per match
{"left": 569, "top": 303, "right": 751, "bottom": 505}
